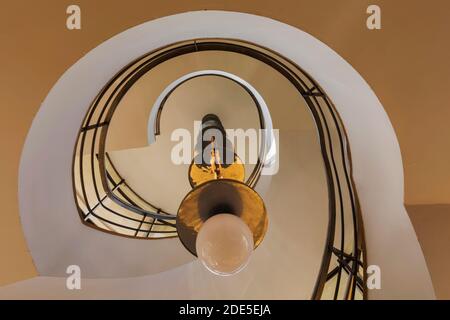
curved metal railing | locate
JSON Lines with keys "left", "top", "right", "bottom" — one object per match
{"left": 72, "top": 38, "right": 366, "bottom": 299}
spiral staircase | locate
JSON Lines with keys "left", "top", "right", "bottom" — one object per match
{"left": 0, "top": 11, "right": 434, "bottom": 300}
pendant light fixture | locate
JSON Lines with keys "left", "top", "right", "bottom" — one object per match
{"left": 177, "top": 114, "right": 268, "bottom": 275}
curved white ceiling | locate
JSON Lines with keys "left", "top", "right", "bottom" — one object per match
{"left": 17, "top": 11, "right": 434, "bottom": 299}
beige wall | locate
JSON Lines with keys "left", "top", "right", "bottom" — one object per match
{"left": 1, "top": 0, "right": 449, "bottom": 288}
{"left": 407, "top": 205, "right": 450, "bottom": 299}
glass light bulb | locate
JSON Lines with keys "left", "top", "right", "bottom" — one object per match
{"left": 195, "top": 213, "right": 254, "bottom": 276}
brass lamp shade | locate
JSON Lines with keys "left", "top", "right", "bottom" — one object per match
{"left": 176, "top": 179, "right": 268, "bottom": 256}
{"left": 188, "top": 154, "right": 245, "bottom": 188}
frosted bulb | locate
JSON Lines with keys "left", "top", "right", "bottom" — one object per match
{"left": 196, "top": 213, "right": 254, "bottom": 276}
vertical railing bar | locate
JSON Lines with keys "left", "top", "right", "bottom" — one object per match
{"left": 146, "top": 217, "right": 157, "bottom": 237}
{"left": 84, "top": 179, "right": 124, "bottom": 220}
{"left": 135, "top": 213, "right": 148, "bottom": 237}
{"left": 81, "top": 121, "right": 109, "bottom": 132}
